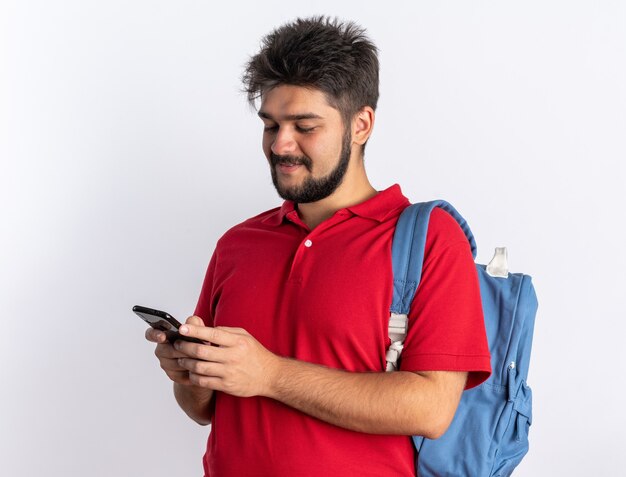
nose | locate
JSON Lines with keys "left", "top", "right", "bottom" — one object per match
{"left": 270, "top": 127, "right": 297, "bottom": 156}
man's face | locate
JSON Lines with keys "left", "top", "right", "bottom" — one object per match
{"left": 258, "top": 85, "right": 353, "bottom": 203}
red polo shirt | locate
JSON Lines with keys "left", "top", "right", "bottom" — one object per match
{"left": 194, "top": 184, "right": 491, "bottom": 477}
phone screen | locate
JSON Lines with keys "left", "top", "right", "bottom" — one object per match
{"left": 133, "top": 305, "right": 204, "bottom": 344}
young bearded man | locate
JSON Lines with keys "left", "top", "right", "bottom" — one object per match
{"left": 145, "top": 16, "right": 491, "bottom": 476}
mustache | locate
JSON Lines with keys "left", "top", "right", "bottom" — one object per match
{"left": 270, "top": 153, "right": 313, "bottom": 171}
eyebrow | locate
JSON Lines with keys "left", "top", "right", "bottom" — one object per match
{"left": 257, "top": 111, "right": 324, "bottom": 121}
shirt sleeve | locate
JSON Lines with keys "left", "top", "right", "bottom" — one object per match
{"left": 399, "top": 208, "right": 491, "bottom": 389}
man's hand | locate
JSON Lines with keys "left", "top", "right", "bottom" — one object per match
{"left": 145, "top": 315, "right": 205, "bottom": 386}
{"left": 175, "top": 325, "right": 280, "bottom": 398}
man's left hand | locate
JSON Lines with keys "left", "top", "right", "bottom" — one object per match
{"left": 174, "top": 324, "right": 280, "bottom": 398}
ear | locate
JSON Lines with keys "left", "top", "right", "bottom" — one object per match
{"left": 351, "top": 106, "right": 375, "bottom": 146}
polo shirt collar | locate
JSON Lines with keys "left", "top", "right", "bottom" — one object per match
{"left": 345, "top": 184, "right": 409, "bottom": 222}
{"left": 262, "top": 184, "right": 409, "bottom": 226}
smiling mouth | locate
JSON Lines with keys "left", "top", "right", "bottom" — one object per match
{"left": 270, "top": 152, "right": 312, "bottom": 171}
{"left": 277, "top": 163, "right": 303, "bottom": 173}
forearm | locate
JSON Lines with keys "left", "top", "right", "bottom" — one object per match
{"left": 173, "top": 382, "right": 214, "bottom": 426}
{"left": 267, "top": 357, "right": 465, "bottom": 438}
{"left": 173, "top": 324, "right": 465, "bottom": 436}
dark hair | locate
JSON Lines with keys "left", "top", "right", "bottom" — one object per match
{"left": 242, "top": 16, "right": 379, "bottom": 130}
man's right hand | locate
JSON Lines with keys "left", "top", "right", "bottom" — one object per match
{"left": 145, "top": 315, "right": 205, "bottom": 386}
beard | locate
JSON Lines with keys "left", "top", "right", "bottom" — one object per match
{"left": 269, "top": 128, "right": 352, "bottom": 204}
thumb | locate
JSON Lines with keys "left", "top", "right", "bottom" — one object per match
{"left": 185, "top": 315, "right": 205, "bottom": 326}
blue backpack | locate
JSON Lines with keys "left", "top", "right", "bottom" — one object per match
{"left": 386, "top": 200, "right": 538, "bottom": 477}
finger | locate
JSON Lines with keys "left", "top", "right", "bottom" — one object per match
{"left": 178, "top": 358, "right": 224, "bottom": 377}
{"left": 179, "top": 324, "right": 241, "bottom": 347}
{"left": 185, "top": 315, "right": 204, "bottom": 326}
{"left": 159, "top": 357, "right": 188, "bottom": 372}
{"left": 189, "top": 373, "right": 224, "bottom": 390}
{"left": 174, "top": 340, "right": 227, "bottom": 362}
{"left": 215, "top": 326, "right": 249, "bottom": 336}
{"left": 145, "top": 328, "right": 167, "bottom": 343}
{"left": 155, "top": 342, "right": 191, "bottom": 359}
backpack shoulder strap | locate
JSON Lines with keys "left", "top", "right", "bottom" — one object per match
{"left": 386, "top": 200, "right": 476, "bottom": 371}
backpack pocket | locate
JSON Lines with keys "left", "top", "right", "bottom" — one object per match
{"left": 490, "top": 381, "right": 532, "bottom": 477}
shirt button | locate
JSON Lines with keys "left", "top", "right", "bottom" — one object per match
{"left": 304, "top": 239, "right": 313, "bottom": 247}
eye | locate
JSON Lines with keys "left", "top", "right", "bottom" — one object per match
{"left": 263, "top": 124, "right": 278, "bottom": 132}
{"left": 296, "top": 126, "right": 315, "bottom": 133}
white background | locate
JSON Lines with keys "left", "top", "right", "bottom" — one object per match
{"left": 2, "top": 1, "right": 625, "bottom": 475}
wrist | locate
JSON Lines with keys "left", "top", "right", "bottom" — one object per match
{"left": 264, "top": 354, "right": 287, "bottom": 399}
{"left": 173, "top": 382, "right": 213, "bottom": 426}
{"left": 175, "top": 381, "right": 211, "bottom": 398}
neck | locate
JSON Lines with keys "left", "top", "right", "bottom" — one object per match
{"left": 297, "top": 159, "right": 377, "bottom": 230}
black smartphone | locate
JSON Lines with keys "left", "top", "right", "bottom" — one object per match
{"left": 133, "top": 305, "right": 204, "bottom": 344}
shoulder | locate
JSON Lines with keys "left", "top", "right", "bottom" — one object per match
{"left": 215, "top": 206, "right": 283, "bottom": 248}
{"left": 425, "top": 207, "right": 471, "bottom": 253}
